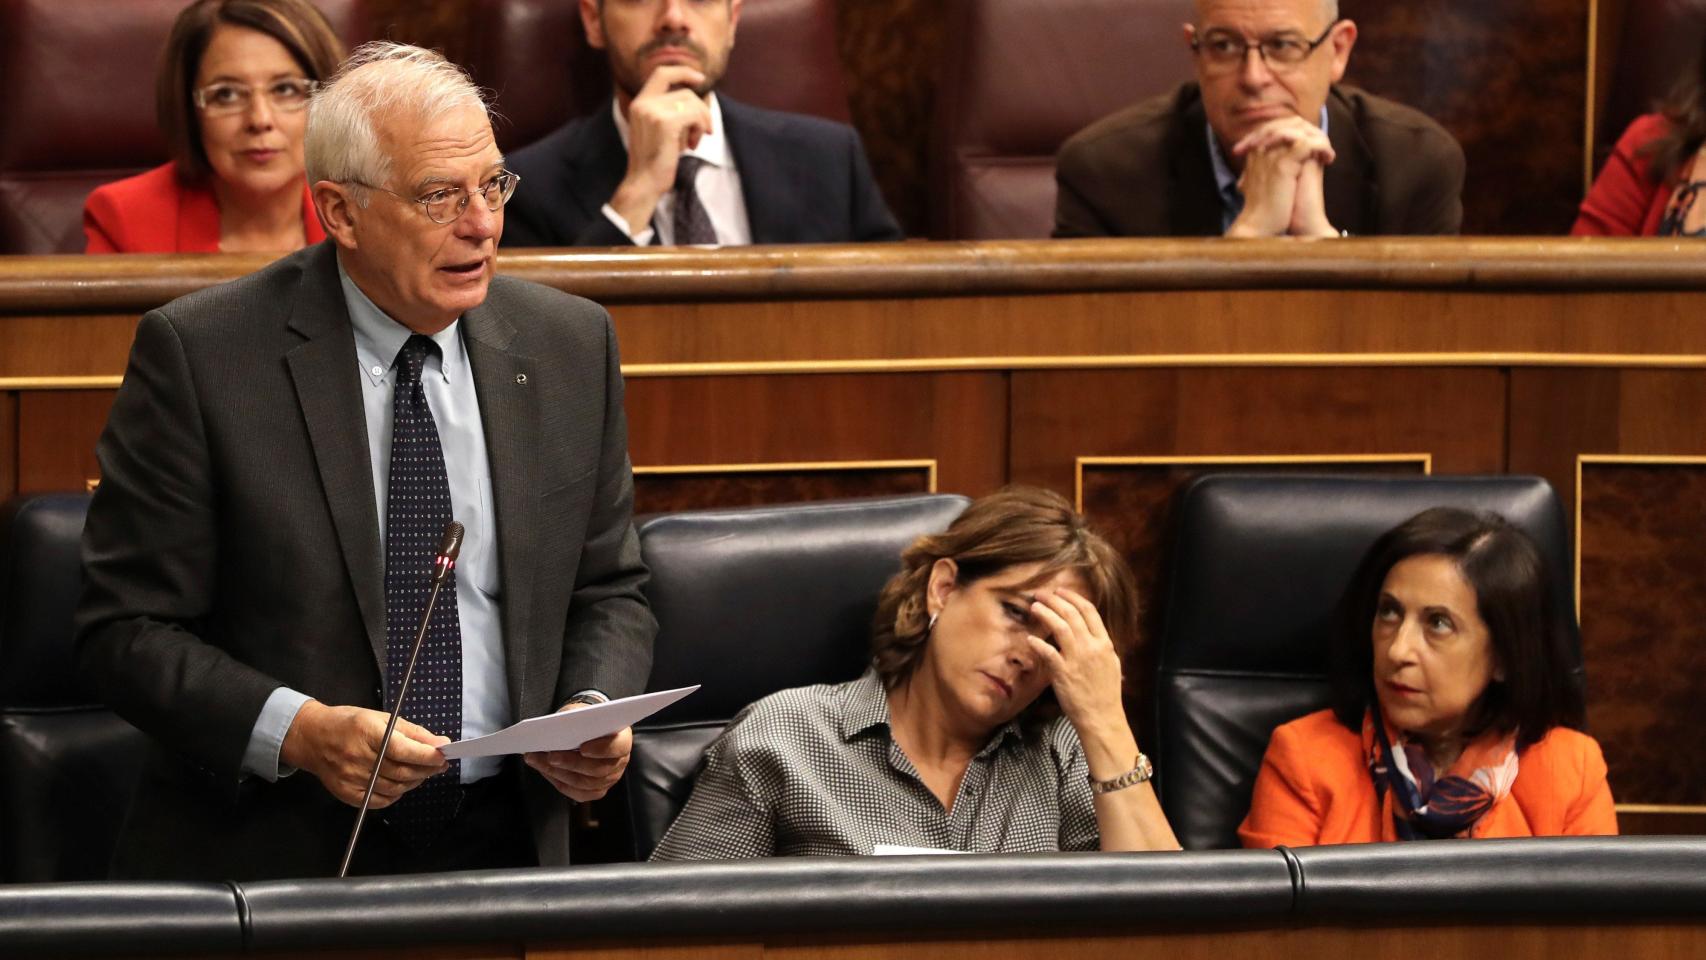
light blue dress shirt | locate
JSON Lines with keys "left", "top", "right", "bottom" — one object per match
{"left": 1207, "top": 105, "right": 1332, "bottom": 232}
{"left": 240, "top": 259, "right": 509, "bottom": 784}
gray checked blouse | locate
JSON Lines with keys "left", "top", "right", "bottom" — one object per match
{"left": 649, "top": 668, "right": 1101, "bottom": 859}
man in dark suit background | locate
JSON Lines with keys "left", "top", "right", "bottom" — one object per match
{"left": 75, "top": 42, "right": 655, "bottom": 880}
{"left": 502, "top": 0, "right": 902, "bottom": 247}
{"left": 1054, "top": 0, "right": 1463, "bottom": 238}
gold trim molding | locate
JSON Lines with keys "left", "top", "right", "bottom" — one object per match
{"left": 634, "top": 459, "right": 938, "bottom": 492}
{"left": 8, "top": 352, "right": 1706, "bottom": 390}
{"left": 1073, "top": 453, "right": 1434, "bottom": 512}
{"left": 0, "top": 376, "right": 124, "bottom": 390}
{"left": 622, "top": 352, "right": 1706, "bottom": 379}
{"left": 1616, "top": 803, "right": 1706, "bottom": 815}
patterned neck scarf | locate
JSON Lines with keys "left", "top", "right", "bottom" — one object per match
{"left": 1362, "top": 710, "right": 1519, "bottom": 840}
{"left": 1659, "top": 147, "right": 1706, "bottom": 237}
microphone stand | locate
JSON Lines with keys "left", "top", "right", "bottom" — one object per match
{"left": 337, "top": 521, "right": 464, "bottom": 878}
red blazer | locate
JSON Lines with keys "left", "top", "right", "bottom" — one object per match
{"left": 1573, "top": 113, "right": 1675, "bottom": 237}
{"left": 1239, "top": 709, "right": 1619, "bottom": 848}
{"left": 83, "top": 162, "right": 325, "bottom": 253}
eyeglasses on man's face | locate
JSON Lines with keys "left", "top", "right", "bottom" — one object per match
{"left": 355, "top": 171, "right": 522, "bottom": 225}
{"left": 194, "top": 78, "right": 319, "bottom": 116}
{"left": 1190, "top": 21, "right": 1339, "bottom": 73}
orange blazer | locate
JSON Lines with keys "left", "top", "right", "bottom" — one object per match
{"left": 83, "top": 162, "right": 325, "bottom": 253}
{"left": 1239, "top": 708, "right": 1618, "bottom": 848}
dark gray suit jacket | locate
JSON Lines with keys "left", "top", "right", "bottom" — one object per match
{"left": 74, "top": 241, "right": 655, "bottom": 879}
{"left": 1054, "top": 83, "right": 1465, "bottom": 237}
{"left": 501, "top": 97, "right": 903, "bottom": 247}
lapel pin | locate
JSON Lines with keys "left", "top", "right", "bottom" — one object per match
{"left": 515, "top": 373, "right": 528, "bottom": 384}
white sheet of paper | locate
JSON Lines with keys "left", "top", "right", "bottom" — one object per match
{"left": 438, "top": 685, "right": 698, "bottom": 759}
{"left": 872, "top": 844, "right": 965, "bottom": 856}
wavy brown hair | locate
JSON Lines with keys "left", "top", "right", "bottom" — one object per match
{"left": 1646, "top": 38, "right": 1706, "bottom": 184}
{"left": 870, "top": 487, "right": 1140, "bottom": 694}
{"left": 157, "top": 0, "right": 345, "bottom": 183}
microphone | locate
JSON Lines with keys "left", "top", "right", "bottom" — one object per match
{"left": 338, "top": 520, "right": 464, "bottom": 878}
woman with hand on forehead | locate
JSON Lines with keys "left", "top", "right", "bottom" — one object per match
{"left": 652, "top": 487, "right": 1180, "bottom": 859}
{"left": 83, "top": 0, "right": 343, "bottom": 253}
{"left": 1240, "top": 507, "right": 1617, "bottom": 847}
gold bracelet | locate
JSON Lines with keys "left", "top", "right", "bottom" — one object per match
{"left": 1088, "top": 752, "right": 1154, "bottom": 795}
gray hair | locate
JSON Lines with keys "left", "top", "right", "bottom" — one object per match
{"left": 304, "top": 41, "right": 489, "bottom": 201}
{"left": 1192, "top": 0, "right": 1339, "bottom": 27}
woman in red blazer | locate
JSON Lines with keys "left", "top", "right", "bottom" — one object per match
{"left": 1240, "top": 508, "right": 1617, "bottom": 847}
{"left": 1574, "top": 39, "right": 1706, "bottom": 236}
{"left": 83, "top": 0, "right": 342, "bottom": 254}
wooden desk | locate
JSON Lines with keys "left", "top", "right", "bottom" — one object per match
{"left": 2, "top": 238, "right": 1702, "bottom": 828}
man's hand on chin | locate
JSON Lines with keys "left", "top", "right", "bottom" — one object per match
{"left": 1225, "top": 115, "right": 1340, "bottom": 238}
{"left": 523, "top": 701, "right": 633, "bottom": 802}
{"left": 608, "top": 65, "right": 714, "bottom": 233}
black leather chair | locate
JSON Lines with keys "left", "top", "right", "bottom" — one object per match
{"left": 626, "top": 494, "right": 970, "bottom": 860}
{"left": 0, "top": 493, "right": 149, "bottom": 882}
{"left": 1153, "top": 474, "right": 1577, "bottom": 851}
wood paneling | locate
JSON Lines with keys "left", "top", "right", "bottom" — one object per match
{"left": 1509, "top": 371, "right": 1706, "bottom": 810}
{"left": 626, "top": 373, "right": 1006, "bottom": 498}
{"left": 1579, "top": 460, "right": 1706, "bottom": 806}
{"left": 1343, "top": 0, "right": 1593, "bottom": 233}
{"left": 17, "top": 390, "right": 111, "bottom": 494}
{"left": 293, "top": 923, "right": 1706, "bottom": 960}
{"left": 1010, "top": 367, "right": 1505, "bottom": 496}
{"left": 1619, "top": 807, "right": 1706, "bottom": 836}
{"left": 0, "top": 391, "right": 14, "bottom": 500}
{"left": 1509, "top": 368, "right": 1706, "bottom": 533}
{"left": 836, "top": 0, "right": 948, "bottom": 236}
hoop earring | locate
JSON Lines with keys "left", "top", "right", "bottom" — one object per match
{"left": 926, "top": 612, "right": 938, "bottom": 633}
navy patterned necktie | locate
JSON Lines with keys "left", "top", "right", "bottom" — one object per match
{"left": 673, "top": 155, "right": 718, "bottom": 245}
{"left": 382, "top": 334, "right": 463, "bottom": 847}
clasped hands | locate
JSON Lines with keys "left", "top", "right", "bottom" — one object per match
{"left": 1225, "top": 115, "right": 1341, "bottom": 239}
{"left": 282, "top": 699, "right": 631, "bottom": 809}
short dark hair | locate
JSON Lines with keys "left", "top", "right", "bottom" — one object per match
{"left": 1328, "top": 507, "right": 1584, "bottom": 748}
{"left": 157, "top": 0, "right": 345, "bottom": 183}
{"left": 870, "top": 486, "right": 1139, "bottom": 694}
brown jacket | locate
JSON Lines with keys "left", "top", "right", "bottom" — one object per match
{"left": 1054, "top": 83, "right": 1464, "bottom": 237}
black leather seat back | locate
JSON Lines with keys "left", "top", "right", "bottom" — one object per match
{"left": 1155, "top": 474, "right": 1577, "bottom": 851}
{"left": 629, "top": 494, "right": 970, "bottom": 859}
{"left": 0, "top": 493, "right": 149, "bottom": 881}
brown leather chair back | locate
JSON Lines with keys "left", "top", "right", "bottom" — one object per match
{"left": 929, "top": 0, "right": 1194, "bottom": 239}
{"left": 0, "top": 0, "right": 372, "bottom": 255}
{"left": 1594, "top": 0, "right": 1706, "bottom": 174}
{"left": 468, "top": 0, "right": 851, "bottom": 154}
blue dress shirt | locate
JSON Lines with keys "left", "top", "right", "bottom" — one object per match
{"left": 240, "top": 259, "right": 509, "bottom": 783}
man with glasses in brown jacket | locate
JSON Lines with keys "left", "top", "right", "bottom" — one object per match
{"left": 1054, "top": 0, "right": 1463, "bottom": 239}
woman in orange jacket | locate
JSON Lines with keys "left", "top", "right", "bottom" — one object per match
{"left": 1239, "top": 508, "right": 1617, "bottom": 847}
{"left": 83, "top": 0, "right": 341, "bottom": 254}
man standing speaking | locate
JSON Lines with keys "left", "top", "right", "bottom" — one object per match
{"left": 76, "top": 42, "right": 656, "bottom": 879}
